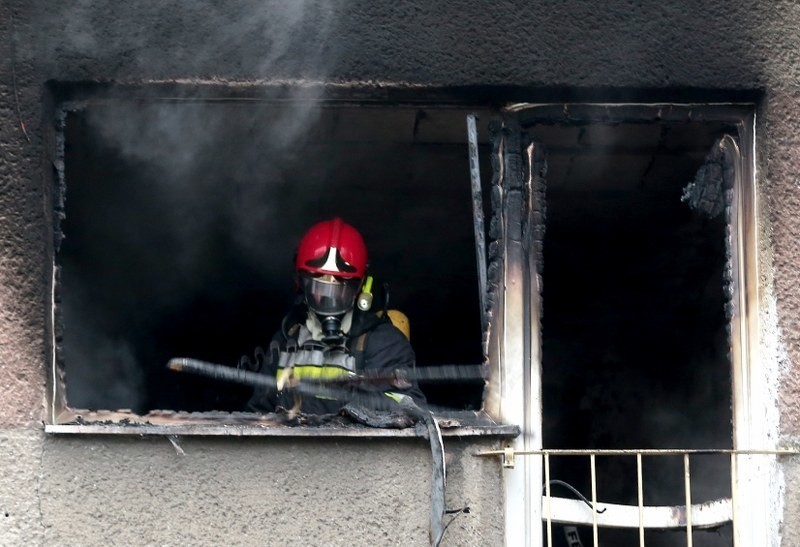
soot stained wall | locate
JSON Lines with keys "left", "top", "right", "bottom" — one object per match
{"left": 3, "top": 1, "right": 800, "bottom": 546}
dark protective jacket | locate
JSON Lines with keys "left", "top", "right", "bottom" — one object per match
{"left": 246, "top": 304, "right": 426, "bottom": 414}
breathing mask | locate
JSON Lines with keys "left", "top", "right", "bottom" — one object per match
{"left": 300, "top": 273, "right": 360, "bottom": 343}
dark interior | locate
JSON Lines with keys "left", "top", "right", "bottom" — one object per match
{"left": 533, "top": 120, "right": 734, "bottom": 546}
{"left": 60, "top": 101, "right": 493, "bottom": 412}
{"left": 537, "top": 121, "right": 733, "bottom": 449}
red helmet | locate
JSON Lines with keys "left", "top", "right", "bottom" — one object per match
{"left": 295, "top": 218, "right": 367, "bottom": 280}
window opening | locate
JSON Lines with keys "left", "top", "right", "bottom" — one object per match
{"left": 50, "top": 97, "right": 498, "bottom": 426}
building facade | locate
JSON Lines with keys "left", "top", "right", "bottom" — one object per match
{"left": 2, "top": 2, "right": 800, "bottom": 546}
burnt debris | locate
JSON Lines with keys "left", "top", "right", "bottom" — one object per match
{"left": 681, "top": 137, "right": 735, "bottom": 218}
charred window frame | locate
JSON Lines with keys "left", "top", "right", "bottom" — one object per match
{"left": 42, "top": 84, "right": 517, "bottom": 437}
{"left": 479, "top": 103, "right": 768, "bottom": 546}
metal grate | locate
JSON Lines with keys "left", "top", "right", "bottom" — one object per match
{"left": 476, "top": 447, "right": 797, "bottom": 547}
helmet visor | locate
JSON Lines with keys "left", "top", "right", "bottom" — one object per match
{"left": 300, "top": 273, "right": 360, "bottom": 316}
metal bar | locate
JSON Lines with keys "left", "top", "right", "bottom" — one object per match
{"left": 684, "top": 454, "right": 693, "bottom": 547}
{"left": 476, "top": 448, "right": 800, "bottom": 457}
{"left": 731, "top": 453, "right": 739, "bottom": 547}
{"left": 591, "top": 454, "right": 599, "bottom": 547}
{"left": 466, "top": 113, "right": 488, "bottom": 332}
{"left": 545, "top": 453, "right": 553, "bottom": 547}
{"left": 637, "top": 452, "right": 645, "bottom": 547}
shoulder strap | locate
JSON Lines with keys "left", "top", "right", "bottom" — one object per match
{"left": 352, "top": 332, "right": 369, "bottom": 372}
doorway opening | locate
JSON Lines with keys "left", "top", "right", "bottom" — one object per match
{"left": 531, "top": 113, "right": 738, "bottom": 546}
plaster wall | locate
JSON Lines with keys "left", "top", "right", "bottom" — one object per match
{"left": 1, "top": 431, "right": 503, "bottom": 546}
{"left": 2, "top": 1, "right": 800, "bottom": 545}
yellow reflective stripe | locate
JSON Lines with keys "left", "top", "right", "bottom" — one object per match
{"left": 384, "top": 392, "right": 402, "bottom": 403}
{"left": 384, "top": 392, "right": 412, "bottom": 404}
{"left": 276, "top": 365, "right": 355, "bottom": 383}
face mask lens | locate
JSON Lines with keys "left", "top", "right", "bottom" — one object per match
{"left": 301, "top": 274, "right": 359, "bottom": 315}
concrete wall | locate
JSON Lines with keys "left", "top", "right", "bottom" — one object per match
{"left": 2, "top": 1, "right": 800, "bottom": 545}
{"left": 1, "top": 432, "right": 504, "bottom": 546}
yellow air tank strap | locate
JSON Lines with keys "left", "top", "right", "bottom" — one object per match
{"left": 377, "top": 309, "right": 411, "bottom": 340}
{"left": 276, "top": 365, "right": 355, "bottom": 383}
{"left": 276, "top": 364, "right": 356, "bottom": 400}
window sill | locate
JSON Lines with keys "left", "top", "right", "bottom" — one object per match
{"left": 44, "top": 409, "right": 520, "bottom": 438}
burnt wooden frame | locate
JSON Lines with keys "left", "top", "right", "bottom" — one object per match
{"left": 482, "top": 103, "right": 762, "bottom": 547}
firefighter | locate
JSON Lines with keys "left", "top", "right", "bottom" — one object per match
{"left": 245, "top": 217, "right": 425, "bottom": 415}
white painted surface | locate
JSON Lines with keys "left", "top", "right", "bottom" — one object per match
{"left": 542, "top": 496, "right": 732, "bottom": 529}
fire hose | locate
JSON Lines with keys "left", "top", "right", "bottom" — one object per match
{"left": 167, "top": 357, "right": 461, "bottom": 547}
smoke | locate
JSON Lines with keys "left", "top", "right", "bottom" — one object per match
{"left": 36, "top": 2, "right": 338, "bottom": 80}
{"left": 62, "top": 300, "right": 145, "bottom": 412}
{"left": 61, "top": 102, "right": 318, "bottom": 411}
{"left": 57, "top": 3, "right": 341, "bottom": 412}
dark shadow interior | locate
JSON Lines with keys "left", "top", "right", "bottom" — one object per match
{"left": 534, "top": 120, "right": 734, "bottom": 546}
{"left": 59, "top": 102, "right": 494, "bottom": 412}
